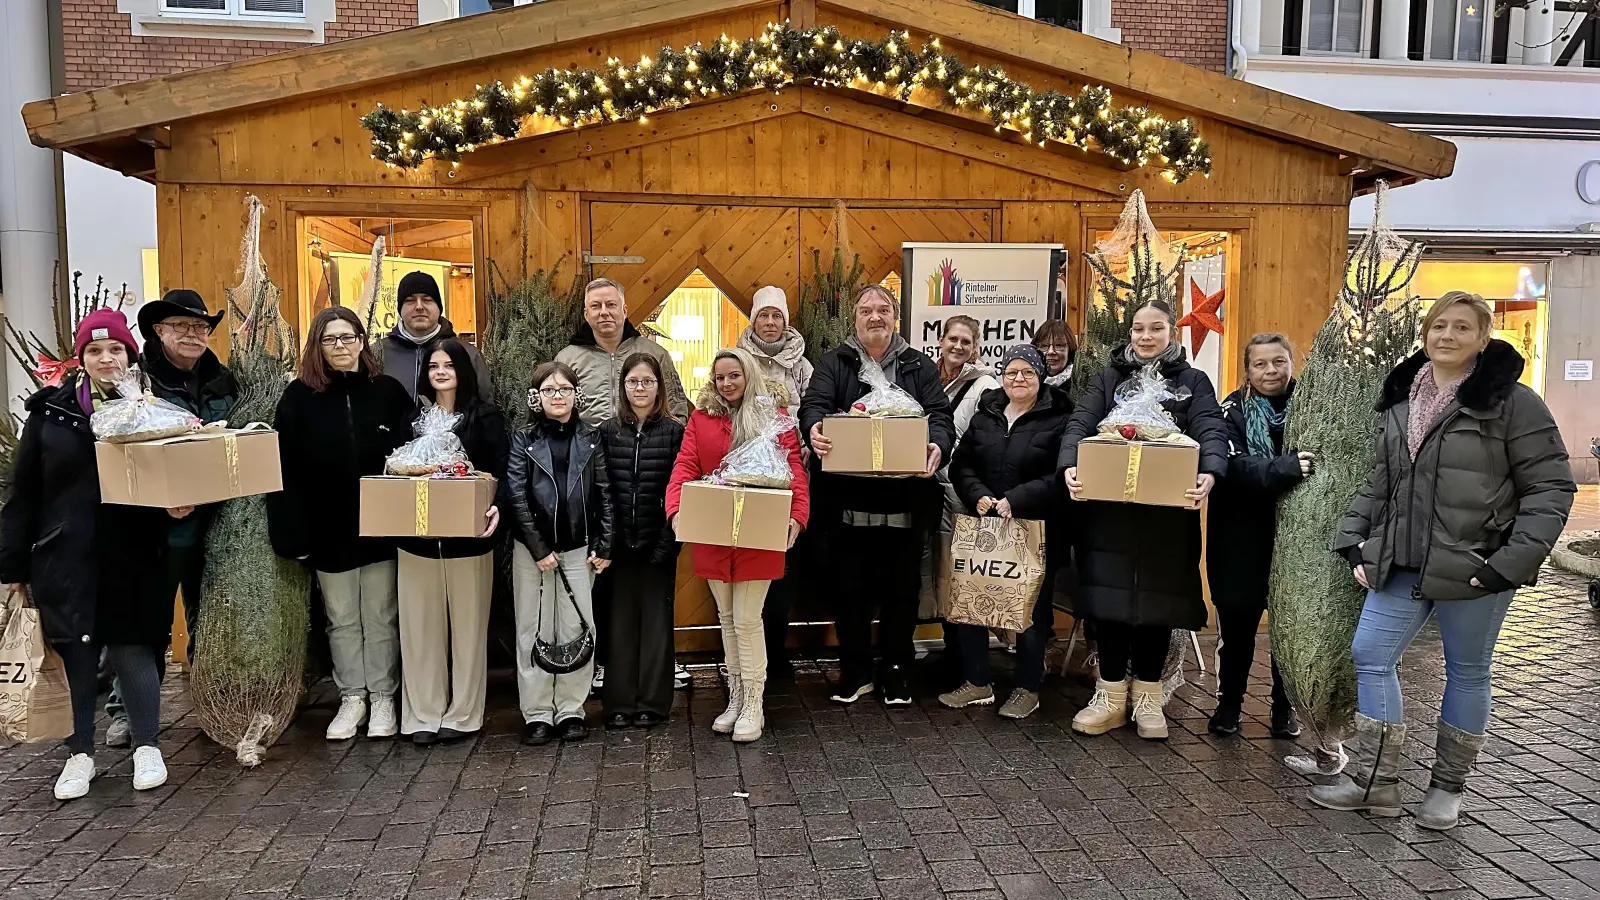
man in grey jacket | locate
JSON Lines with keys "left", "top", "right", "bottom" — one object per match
{"left": 380, "top": 271, "right": 492, "bottom": 403}
{"left": 556, "top": 278, "right": 688, "bottom": 426}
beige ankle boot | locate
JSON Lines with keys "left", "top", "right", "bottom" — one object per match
{"left": 1130, "top": 680, "right": 1168, "bottom": 740}
{"left": 713, "top": 678, "right": 745, "bottom": 734}
{"left": 1071, "top": 679, "right": 1130, "bottom": 735}
{"left": 733, "top": 680, "right": 765, "bottom": 743}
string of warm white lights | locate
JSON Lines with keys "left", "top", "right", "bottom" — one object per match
{"left": 361, "top": 21, "right": 1212, "bottom": 182}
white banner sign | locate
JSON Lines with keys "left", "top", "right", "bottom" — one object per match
{"left": 901, "top": 243, "right": 1063, "bottom": 362}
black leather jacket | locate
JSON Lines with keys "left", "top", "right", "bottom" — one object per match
{"left": 506, "top": 416, "right": 613, "bottom": 561}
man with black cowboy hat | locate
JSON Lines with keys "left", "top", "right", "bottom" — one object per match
{"left": 380, "top": 270, "right": 492, "bottom": 404}
{"left": 102, "top": 289, "right": 238, "bottom": 748}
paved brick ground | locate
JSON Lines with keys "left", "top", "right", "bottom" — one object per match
{"left": 2, "top": 567, "right": 1598, "bottom": 900}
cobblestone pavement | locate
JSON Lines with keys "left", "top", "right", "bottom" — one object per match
{"left": 2, "top": 568, "right": 1598, "bottom": 900}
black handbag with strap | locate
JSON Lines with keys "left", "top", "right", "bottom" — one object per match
{"left": 531, "top": 563, "right": 595, "bottom": 675}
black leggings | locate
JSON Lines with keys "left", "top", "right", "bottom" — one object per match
{"left": 1215, "top": 601, "right": 1290, "bottom": 708}
{"left": 59, "top": 642, "right": 163, "bottom": 755}
{"left": 1093, "top": 620, "right": 1169, "bottom": 683}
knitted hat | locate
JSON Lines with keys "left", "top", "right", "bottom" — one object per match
{"left": 750, "top": 286, "right": 789, "bottom": 327}
{"left": 996, "top": 344, "right": 1048, "bottom": 381}
{"left": 396, "top": 271, "right": 443, "bottom": 308}
{"left": 75, "top": 308, "right": 140, "bottom": 361}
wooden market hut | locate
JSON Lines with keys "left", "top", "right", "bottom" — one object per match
{"left": 24, "top": 0, "right": 1454, "bottom": 649}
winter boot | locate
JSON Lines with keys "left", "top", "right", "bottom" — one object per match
{"left": 733, "top": 680, "right": 765, "bottom": 743}
{"left": 1308, "top": 713, "right": 1406, "bottom": 816}
{"left": 1130, "top": 680, "right": 1169, "bottom": 740}
{"left": 1413, "top": 720, "right": 1487, "bottom": 831}
{"left": 1071, "top": 679, "right": 1130, "bottom": 735}
{"left": 713, "top": 678, "right": 746, "bottom": 735}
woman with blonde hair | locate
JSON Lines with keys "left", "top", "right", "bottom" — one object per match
{"left": 1315, "top": 291, "right": 1573, "bottom": 829}
{"left": 667, "top": 347, "right": 808, "bottom": 742}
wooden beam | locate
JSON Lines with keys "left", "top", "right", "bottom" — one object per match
{"left": 789, "top": 0, "right": 817, "bottom": 28}
{"left": 136, "top": 126, "right": 171, "bottom": 149}
{"left": 23, "top": 0, "right": 777, "bottom": 151}
{"left": 385, "top": 220, "right": 476, "bottom": 246}
{"left": 800, "top": 88, "right": 1125, "bottom": 196}
{"left": 823, "top": 0, "right": 1456, "bottom": 181}
{"left": 456, "top": 92, "right": 800, "bottom": 184}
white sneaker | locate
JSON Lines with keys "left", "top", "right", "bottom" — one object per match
{"left": 132, "top": 746, "right": 167, "bottom": 791}
{"left": 592, "top": 665, "right": 606, "bottom": 690}
{"left": 54, "top": 754, "right": 96, "bottom": 801}
{"left": 326, "top": 695, "right": 367, "bottom": 740}
{"left": 674, "top": 663, "right": 691, "bottom": 691}
{"left": 105, "top": 716, "right": 131, "bottom": 748}
{"left": 367, "top": 696, "right": 398, "bottom": 739}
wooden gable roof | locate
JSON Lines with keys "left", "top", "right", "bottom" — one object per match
{"left": 22, "top": 0, "right": 1453, "bottom": 190}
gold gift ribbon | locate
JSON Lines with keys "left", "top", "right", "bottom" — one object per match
{"left": 223, "top": 434, "right": 240, "bottom": 495}
{"left": 125, "top": 457, "right": 138, "bottom": 501}
{"left": 871, "top": 420, "right": 884, "bottom": 471}
{"left": 729, "top": 489, "right": 745, "bottom": 547}
{"left": 414, "top": 479, "right": 430, "bottom": 535}
{"left": 1123, "top": 443, "right": 1143, "bottom": 501}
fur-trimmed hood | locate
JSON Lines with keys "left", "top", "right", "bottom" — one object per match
{"left": 694, "top": 373, "right": 792, "bottom": 417}
{"left": 1379, "top": 338, "right": 1525, "bottom": 413}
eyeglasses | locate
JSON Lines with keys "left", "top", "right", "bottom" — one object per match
{"left": 539, "top": 386, "right": 576, "bottom": 399}
{"left": 625, "top": 378, "right": 658, "bottom": 390}
{"left": 320, "top": 334, "right": 362, "bottom": 348}
{"left": 1003, "top": 370, "right": 1039, "bottom": 382}
{"left": 158, "top": 321, "right": 211, "bottom": 337}
{"left": 1039, "top": 343, "right": 1070, "bottom": 353}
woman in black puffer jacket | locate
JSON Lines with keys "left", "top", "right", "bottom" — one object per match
{"left": 597, "top": 353, "right": 685, "bottom": 729}
{"left": 942, "top": 345, "right": 1073, "bottom": 721}
{"left": 1058, "top": 299, "right": 1228, "bottom": 741}
{"left": 395, "top": 338, "right": 508, "bottom": 745}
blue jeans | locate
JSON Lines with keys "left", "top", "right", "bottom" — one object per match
{"left": 1351, "top": 570, "right": 1515, "bottom": 734}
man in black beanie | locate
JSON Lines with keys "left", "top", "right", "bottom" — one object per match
{"left": 380, "top": 270, "right": 492, "bottom": 404}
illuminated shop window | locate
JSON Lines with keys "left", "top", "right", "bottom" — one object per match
{"left": 1413, "top": 259, "right": 1549, "bottom": 394}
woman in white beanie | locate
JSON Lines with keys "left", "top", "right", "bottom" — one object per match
{"left": 737, "top": 286, "right": 813, "bottom": 409}
{"left": 736, "top": 285, "right": 814, "bottom": 680}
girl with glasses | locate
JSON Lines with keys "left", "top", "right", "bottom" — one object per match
{"left": 267, "top": 306, "right": 417, "bottom": 742}
{"left": 506, "top": 361, "right": 614, "bottom": 745}
{"left": 596, "top": 353, "right": 686, "bottom": 729}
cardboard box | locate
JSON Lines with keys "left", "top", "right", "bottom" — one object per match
{"left": 676, "top": 481, "right": 791, "bottom": 553}
{"left": 360, "top": 474, "right": 498, "bottom": 538}
{"left": 1076, "top": 436, "right": 1200, "bottom": 509}
{"left": 96, "top": 428, "right": 282, "bottom": 507}
{"left": 820, "top": 415, "right": 929, "bottom": 474}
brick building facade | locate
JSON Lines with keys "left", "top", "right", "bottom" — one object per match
{"left": 1114, "top": 0, "right": 1230, "bottom": 72}
{"left": 61, "top": 0, "right": 419, "bottom": 93}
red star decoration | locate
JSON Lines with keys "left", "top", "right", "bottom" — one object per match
{"left": 1178, "top": 280, "right": 1225, "bottom": 357}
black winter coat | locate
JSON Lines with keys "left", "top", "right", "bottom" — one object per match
{"left": 1335, "top": 340, "right": 1574, "bottom": 601}
{"left": 951, "top": 385, "right": 1074, "bottom": 567}
{"left": 378, "top": 318, "right": 493, "bottom": 405}
{"left": 598, "top": 413, "right": 684, "bottom": 564}
{"left": 1206, "top": 384, "right": 1305, "bottom": 611}
{"left": 398, "top": 402, "right": 509, "bottom": 560}
{"left": 798, "top": 341, "right": 956, "bottom": 525}
{"left": 0, "top": 379, "right": 174, "bottom": 647}
{"left": 1057, "top": 348, "right": 1229, "bottom": 630}
{"left": 266, "top": 368, "right": 417, "bottom": 573}
{"left": 507, "top": 416, "right": 614, "bottom": 561}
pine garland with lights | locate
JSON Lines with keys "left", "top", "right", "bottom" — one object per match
{"left": 361, "top": 22, "right": 1212, "bottom": 182}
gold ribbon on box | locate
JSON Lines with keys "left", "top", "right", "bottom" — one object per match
{"left": 1123, "top": 443, "right": 1143, "bottom": 501}
{"left": 871, "top": 420, "right": 884, "bottom": 472}
{"left": 223, "top": 434, "right": 240, "bottom": 495}
{"left": 729, "top": 489, "right": 746, "bottom": 547}
{"left": 414, "top": 480, "right": 430, "bottom": 535}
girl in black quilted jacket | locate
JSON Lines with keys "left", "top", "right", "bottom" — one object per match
{"left": 596, "top": 353, "right": 685, "bottom": 729}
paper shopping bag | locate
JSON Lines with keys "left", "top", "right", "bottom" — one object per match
{"left": 0, "top": 589, "right": 74, "bottom": 743}
{"left": 941, "top": 515, "right": 1047, "bottom": 632}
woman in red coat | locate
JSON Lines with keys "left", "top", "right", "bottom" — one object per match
{"left": 667, "top": 347, "right": 808, "bottom": 743}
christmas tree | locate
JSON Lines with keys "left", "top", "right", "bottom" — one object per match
{"left": 191, "top": 196, "right": 313, "bottom": 767}
{"left": 1072, "top": 190, "right": 1184, "bottom": 400}
{"left": 796, "top": 246, "right": 864, "bottom": 365}
{"left": 1268, "top": 183, "right": 1422, "bottom": 774}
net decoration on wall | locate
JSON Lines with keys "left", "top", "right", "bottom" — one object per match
{"left": 360, "top": 22, "right": 1212, "bottom": 183}
{"left": 1072, "top": 189, "right": 1186, "bottom": 400}
{"left": 191, "top": 195, "right": 313, "bottom": 767}
{"left": 1267, "top": 182, "right": 1421, "bottom": 775}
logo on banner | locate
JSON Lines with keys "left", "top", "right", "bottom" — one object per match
{"left": 925, "top": 258, "right": 1037, "bottom": 308}
{"left": 928, "top": 258, "right": 963, "bottom": 306}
